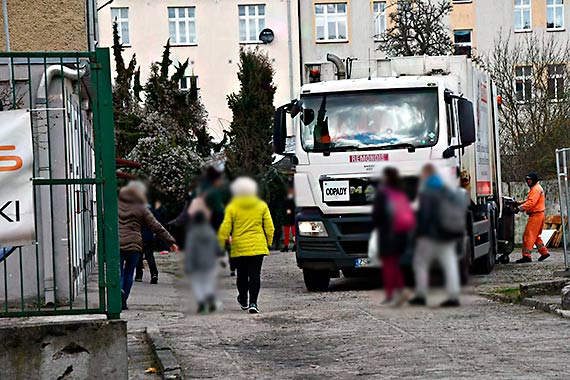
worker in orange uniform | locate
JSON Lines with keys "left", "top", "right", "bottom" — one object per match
{"left": 516, "top": 172, "right": 550, "bottom": 263}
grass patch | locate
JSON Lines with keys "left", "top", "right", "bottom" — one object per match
{"left": 494, "top": 287, "right": 520, "bottom": 297}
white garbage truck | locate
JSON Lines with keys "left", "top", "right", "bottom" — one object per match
{"left": 273, "top": 55, "right": 516, "bottom": 292}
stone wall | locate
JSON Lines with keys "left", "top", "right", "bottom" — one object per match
{"left": 502, "top": 180, "right": 561, "bottom": 246}
{"left": 0, "top": 0, "right": 88, "bottom": 51}
{"left": 0, "top": 318, "right": 127, "bottom": 380}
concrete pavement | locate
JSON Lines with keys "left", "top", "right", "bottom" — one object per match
{"left": 124, "top": 251, "right": 570, "bottom": 379}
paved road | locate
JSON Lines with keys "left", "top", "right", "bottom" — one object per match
{"left": 125, "top": 251, "right": 570, "bottom": 379}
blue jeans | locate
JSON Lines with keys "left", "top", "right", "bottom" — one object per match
{"left": 120, "top": 251, "right": 141, "bottom": 301}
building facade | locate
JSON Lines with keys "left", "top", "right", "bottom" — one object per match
{"left": 97, "top": 0, "right": 301, "bottom": 139}
{"left": 450, "top": 0, "right": 570, "bottom": 57}
{"left": 0, "top": 0, "right": 97, "bottom": 51}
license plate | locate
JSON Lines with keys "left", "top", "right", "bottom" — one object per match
{"left": 323, "top": 180, "right": 350, "bottom": 202}
{"left": 355, "top": 258, "right": 375, "bottom": 267}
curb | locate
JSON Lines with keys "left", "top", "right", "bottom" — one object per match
{"left": 145, "top": 327, "right": 184, "bottom": 380}
{"left": 480, "top": 291, "right": 570, "bottom": 321}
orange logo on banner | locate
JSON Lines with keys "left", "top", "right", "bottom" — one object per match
{"left": 0, "top": 145, "right": 23, "bottom": 172}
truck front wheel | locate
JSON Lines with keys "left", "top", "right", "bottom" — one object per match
{"left": 303, "top": 269, "right": 330, "bottom": 292}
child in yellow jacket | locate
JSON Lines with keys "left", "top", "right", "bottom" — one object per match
{"left": 218, "top": 177, "right": 274, "bottom": 314}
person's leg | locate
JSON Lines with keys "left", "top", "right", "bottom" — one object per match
{"left": 393, "top": 253, "right": 405, "bottom": 291}
{"left": 247, "top": 255, "right": 264, "bottom": 305}
{"left": 135, "top": 251, "right": 144, "bottom": 281}
{"left": 533, "top": 214, "right": 550, "bottom": 257}
{"left": 283, "top": 226, "right": 291, "bottom": 247}
{"left": 437, "top": 241, "right": 461, "bottom": 301}
{"left": 522, "top": 215, "right": 541, "bottom": 259}
{"left": 145, "top": 244, "right": 159, "bottom": 279}
{"left": 381, "top": 255, "right": 397, "bottom": 300}
{"left": 235, "top": 257, "right": 249, "bottom": 305}
{"left": 120, "top": 251, "right": 126, "bottom": 292}
{"left": 122, "top": 252, "right": 140, "bottom": 301}
{"left": 413, "top": 238, "right": 433, "bottom": 299}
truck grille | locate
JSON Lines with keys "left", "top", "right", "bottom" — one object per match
{"left": 336, "top": 221, "right": 373, "bottom": 235}
{"left": 299, "top": 241, "right": 338, "bottom": 252}
{"left": 339, "top": 241, "right": 369, "bottom": 257}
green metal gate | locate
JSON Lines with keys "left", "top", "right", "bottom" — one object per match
{"left": 0, "top": 48, "right": 121, "bottom": 319}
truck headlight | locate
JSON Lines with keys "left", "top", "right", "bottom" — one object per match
{"left": 298, "top": 221, "right": 328, "bottom": 237}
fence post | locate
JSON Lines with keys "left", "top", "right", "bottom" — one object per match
{"left": 94, "top": 48, "right": 121, "bottom": 319}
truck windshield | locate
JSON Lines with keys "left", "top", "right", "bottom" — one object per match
{"left": 299, "top": 88, "right": 439, "bottom": 152}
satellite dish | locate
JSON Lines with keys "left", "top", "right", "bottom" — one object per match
{"left": 259, "top": 28, "right": 275, "bottom": 44}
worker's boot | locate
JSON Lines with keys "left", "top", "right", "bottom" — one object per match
{"left": 515, "top": 256, "right": 532, "bottom": 264}
{"left": 538, "top": 253, "right": 551, "bottom": 262}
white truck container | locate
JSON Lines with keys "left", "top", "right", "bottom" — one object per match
{"left": 273, "top": 55, "right": 516, "bottom": 292}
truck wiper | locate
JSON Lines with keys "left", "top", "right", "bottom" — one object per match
{"left": 375, "top": 143, "right": 416, "bottom": 153}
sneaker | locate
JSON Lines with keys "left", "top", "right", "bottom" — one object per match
{"left": 150, "top": 276, "right": 158, "bottom": 284}
{"left": 134, "top": 277, "right": 143, "bottom": 283}
{"left": 381, "top": 297, "right": 394, "bottom": 305}
{"left": 408, "top": 296, "right": 427, "bottom": 306}
{"left": 394, "top": 289, "right": 412, "bottom": 307}
{"left": 440, "top": 299, "right": 461, "bottom": 307}
{"left": 248, "top": 303, "right": 260, "bottom": 314}
{"left": 538, "top": 254, "right": 551, "bottom": 262}
{"left": 280, "top": 247, "right": 289, "bottom": 253}
{"left": 237, "top": 295, "right": 248, "bottom": 310}
{"left": 208, "top": 298, "right": 218, "bottom": 313}
{"left": 197, "top": 303, "right": 207, "bottom": 314}
{"left": 516, "top": 256, "right": 532, "bottom": 264}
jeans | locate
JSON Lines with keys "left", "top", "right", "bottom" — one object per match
{"left": 120, "top": 251, "right": 140, "bottom": 301}
{"left": 234, "top": 255, "right": 264, "bottom": 305}
{"left": 413, "top": 238, "right": 460, "bottom": 300}
{"left": 136, "top": 242, "right": 158, "bottom": 279}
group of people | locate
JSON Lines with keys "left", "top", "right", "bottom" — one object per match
{"left": 117, "top": 166, "right": 275, "bottom": 314}
{"left": 372, "top": 164, "right": 463, "bottom": 307}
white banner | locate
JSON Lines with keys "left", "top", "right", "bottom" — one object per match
{"left": 0, "top": 110, "right": 35, "bottom": 246}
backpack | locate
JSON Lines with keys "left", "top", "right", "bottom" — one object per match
{"left": 436, "top": 187, "right": 467, "bottom": 239}
{"left": 385, "top": 187, "right": 416, "bottom": 234}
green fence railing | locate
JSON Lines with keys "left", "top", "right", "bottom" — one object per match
{"left": 0, "top": 49, "right": 121, "bottom": 319}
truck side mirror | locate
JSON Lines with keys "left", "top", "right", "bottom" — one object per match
{"left": 273, "top": 106, "right": 287, "bottom": 154}
{"left": 457, "top": 98, "right": 476, "bottom": 146}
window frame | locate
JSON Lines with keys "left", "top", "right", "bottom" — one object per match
{"left": 168, "top": 6, "right": 198, "bottom": 46}
{"left": 373, "top": 1, "right": 386, "bottom": 40}
{"left": 111, "top": 7, "right": 130, "bottom": 46}
{"left": 514, "top": 0, "right": 532, "bottom": 33}
{"left": 314, "top": 2, "right": 349, "bottom": 43}
{"left": 238, "top": 4, "right": 266, "bottom": 44}
{"left": 547, "top": 64, "right": 565, "bottom": 101}
{"left": 453, "top": 29, "right": 473, "bottom": 56}
{"left": 514, "top": 65, "right": 533, "bottom": 103}
{"left": 546, "top": 0, "right": 565, "bottom": 31}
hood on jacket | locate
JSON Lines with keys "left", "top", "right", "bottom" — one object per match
{"left": 119, "top": 186, "right": 147, "bottom": 205}
{"left": 525, "top": 172, "right": 539, "bottom": 188}
{"left": 424, "top": 173, "right": 443, "bottom": 190}
{"left": 231, "top": 195, "right": 261, "bottom": 209}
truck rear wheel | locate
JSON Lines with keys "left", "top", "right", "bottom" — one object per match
{"left": 472, "top": 226, "right": 497, "bottom": 274}
{"left": 303, "top": 269, "right": 330, "bottom": 292}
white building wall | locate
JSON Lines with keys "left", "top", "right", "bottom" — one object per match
{"left": 97, "top": 0, "right": 300, "bottom": 140}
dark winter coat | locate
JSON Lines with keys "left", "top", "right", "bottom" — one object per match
{"left": 372, "top": 185, "right": 410, "bottom": 258}
{"left": 118, "top": 187, "right": 176, "bottom": 253}
{"left": 416, "top": 174, "right": 446, "bottom": 241}
{"left": 284, "top": 196, "right": 296, "bottom": 226}
{"left": 185, "top": 222, "right": 222, "bottom": 273}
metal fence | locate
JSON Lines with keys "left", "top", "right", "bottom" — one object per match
{"left": 555, "top": 148, "right": 570, "bottom": 273}
{"left": 0, "top": 49, "right": 121, "bottom": 318}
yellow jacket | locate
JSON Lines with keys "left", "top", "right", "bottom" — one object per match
{"left": 218, "top": 195, "right": 275, "bottom": 258}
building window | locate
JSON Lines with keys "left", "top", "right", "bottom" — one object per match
{"left": 453, "top": 30, "right": 472, "bottom": 57}
{"left": 548, "top": 64, "right": 565, "bottom": 100}
{"left": 547, "top": 0, "right": 564, "bottom": 30}
{"left": 179, "top": 76, "right": 198, "bottom": 91}
{"left": 168, "top": 7, "right": 197, "bottom": 45}
{"left": 111, "top": 7, "right": 130, "bottom": 45}
{"left": 239, "top": 5, "right": 265, "bottom": 43}
{"left": 515, "top": 65, "right": 533, "bottom": 102}
{"left": 315, "top": 3, "right": 348, "bottom": 42}
{"left": 514, "top": 0, "right": 532, "bottom": 32}
{"left": 373, "top": 2, "right": 386, "bottom": 38}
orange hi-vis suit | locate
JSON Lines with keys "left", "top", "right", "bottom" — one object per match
{"left": 518, "top": 182, "right": 549, "bottom": 258}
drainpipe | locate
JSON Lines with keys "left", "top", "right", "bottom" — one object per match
{"left": 35, "top": 63, "right": 88, "bottom": 304}
{"left": 297, "top": 0, "right": 303, "bottom": 85}
{"left": 327, "top": 53, "right": 347, "bottom": 80}
{"left": 286, "top": 0, "right": 294, "bottom": 101}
